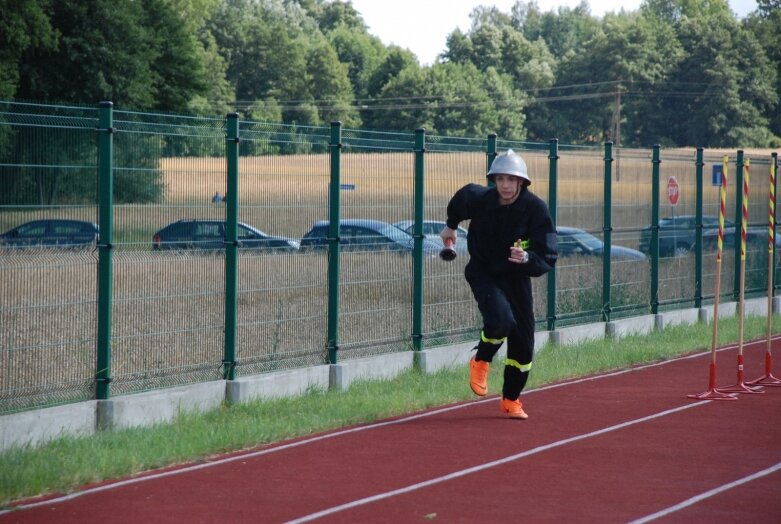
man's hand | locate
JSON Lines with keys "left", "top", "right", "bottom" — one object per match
{"left": 440, "top": 226, "right": 457, "bottom": 246}
{"left": 508, "top": 240, "right": 529, "bottom": 264}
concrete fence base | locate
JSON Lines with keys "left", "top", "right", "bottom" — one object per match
{"left": 0, "top": 298, "right": 774, "bottom": 453}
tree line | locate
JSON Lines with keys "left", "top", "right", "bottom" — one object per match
{"left": 2, "top": 0, "right": 780, "bottom": 148}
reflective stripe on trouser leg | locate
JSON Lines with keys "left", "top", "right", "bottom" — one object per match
{"left": 481, "top": 331, "right": 507, "bottom": 345}
{"left": 502, "top": 359, "right": 532, "bottom": 400}
{"left": 475, "top": 330, "right": 506, "bottom": 362}
{"left": 504, "top": 358, "right": 532, "bottom": 372}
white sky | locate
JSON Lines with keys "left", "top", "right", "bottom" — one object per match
{"left": 350, "top": 0, "right": 759, "bottom": 66}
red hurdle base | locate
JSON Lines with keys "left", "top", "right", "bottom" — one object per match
{"left": 746, "top": 353, "right": 781, "bottom": 387}
{"left": 688, "top": 363, "right": 738, "bottom": 401}
{"left": 719, "top": 355, "right": 765, "bottom": 394}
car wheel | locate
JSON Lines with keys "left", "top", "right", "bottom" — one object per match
{"left": 673, "top": 244, "right": 690, "bottom": 257}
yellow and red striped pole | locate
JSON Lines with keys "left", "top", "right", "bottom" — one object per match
{"left": 689, "top": 155, "right": 736, "bottom": 400}
{"left": 741, "top": 159, "right": 749, "bottom": 263}
{"left": 716, "top": 156, "right": 728, "bottom": 262}
{"left": 721, "top": 158, "right": 764, "bottom": 394}
{"left": 748, "top": 156, "right": 781, "bottom": 386}
{"left": 769, "top": 160, "right": 775, "bottom": 255}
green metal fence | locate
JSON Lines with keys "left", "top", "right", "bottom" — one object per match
{"left": 1, "top": 100, "right": 779, "bottom": 414}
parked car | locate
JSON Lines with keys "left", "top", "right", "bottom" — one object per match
{"left": 702, "top": 226, "right": 781, "bottom": 252}
{"left": 639, "top": 215, "right": 779, "bottom": 257}
{"left": 0, "top": 219, "right": 99, "bottom": 248}
{"left": 152, "top": 220, "right": 299, "bottom": 251}
{"left": 392, "top": 220, "right": 469, "bottom": 254}
{"left": 639, "top": 215, "right": 729, "bottom": 257}
{"left": 300, "top": 219, "right": 440, "bottom": 255}
{"left": 557, "top": 226, "right": 646, "bottom": 261}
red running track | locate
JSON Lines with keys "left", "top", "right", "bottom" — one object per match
{"left": 2, "top": 339, "right": 780, "bottom": 523}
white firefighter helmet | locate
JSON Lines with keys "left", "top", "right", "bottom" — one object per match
{"left": 487, "top": 149, "right": 530, "bottom": 185}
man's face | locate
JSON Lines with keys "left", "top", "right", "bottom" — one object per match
{"left": 494, "top": 174, "right": 521, "bottom": 201}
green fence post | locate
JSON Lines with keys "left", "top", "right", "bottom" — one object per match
{"left": 327, "top": 122, "right": 342, "bottom": 364}
{"left": 733, "top": 150, "right": 745, "bottom": 301}
{"left": 486, "top": 134, "right": 497, "bottom": 187}
{"left": 96, "top": 101, "right": 114, "bottom": 400}
{"left": 412, "top": 128, "right": 426, "bottom": 351}
{"left": 695, "top": 147, "right": 704, "bottom": 308}
{"left": 602, "top": 142, "right": 613, "bottom": 322}
{"left": 650, "top": 145, "right": 660, "bottom": 315}
{"left": 547, "top": 139, "right": 558, "bottom": 331}
{"left": 223, "top": 113, "right": 239, "bottom": 380}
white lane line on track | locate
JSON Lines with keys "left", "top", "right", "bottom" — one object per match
{"left": 627, "top": 461, "right": 781, "bottom": 524}
{"left": 1, "top": 337, "right": 768, "bottom": 515}
{"left": 284, "top": 402, "right": 709, "bottom": 524}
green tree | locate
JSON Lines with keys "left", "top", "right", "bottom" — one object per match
{"left": 207, "top": 1, "right": 311, "bottom": 121}
{"left": 371, "top": 66, "right": 432, "bottom": 132}
{"left": 513, "top": 1, "right": 600, "bottom": 59}
{"left": 445, "top": 5, "right": 557, "bottom": 88}
{"left": 314, "top": 0, "right": 367, "bottom": 32}
{"left": 186, "top": 31, "right": 235, "bottom": 117}
{"left": 326, "top": 25, "right": 385, "bottom": 98}
{"left": 744, "top": 1, "right": 781, "bottom": 143}
{"left": 533, "top": 11, "right": 684, "bottom": 145}
{"left": 140, "top": 0, "right": 210, "bottom": 112}
{"left": 643, "top": 0, "right": 777, "bottom": 146}
{"left": 442, "top": 10, "right": 554, "bottom": 141}
{"left": 306, "top": 43, "right": 360, "bottom": 126}
{"left": 16, "top": 0, "right": 154, "bottom": 107}
{"left": 376, "top": 62, "right": 526, "bottom": 137}
{"left": 14, "top": 0, "right": 211, "bottom": 111}
{"left": 0, "top": 0, "right": 58, "bottom": 100}
{"left": 361, "top": 47, "right": 420, "bottom": 129}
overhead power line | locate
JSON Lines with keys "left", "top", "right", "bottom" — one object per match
{"left": 226, "top": 81, "right": 716, "bottom": 112}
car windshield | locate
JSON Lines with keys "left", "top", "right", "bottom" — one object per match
{"left": 377, "top": 223, "right": 412, "bottom": 241}
{"left": 239, "top": 224, "right": 266, "bottom": 237}
{"left": 569, "top": 231, "right": 602, "bottom": 249}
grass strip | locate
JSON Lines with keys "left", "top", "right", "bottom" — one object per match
{"left": 1, "top": 314, "right": 778, "bottom": 507}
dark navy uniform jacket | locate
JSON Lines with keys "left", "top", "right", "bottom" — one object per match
{"left": 445, "top": 183, "right": 558, "bottom": 278}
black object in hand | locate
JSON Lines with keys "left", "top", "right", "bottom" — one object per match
{"left": 439, "top": 238, "right": 457, "bottom": 261}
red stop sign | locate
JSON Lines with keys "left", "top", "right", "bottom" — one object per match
{"left": 667, "top": 176, "right": 680, "bottom": 206}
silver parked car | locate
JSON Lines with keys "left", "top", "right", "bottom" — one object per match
{"left": 392, "top": 220, "right": 469, "bottom": 255}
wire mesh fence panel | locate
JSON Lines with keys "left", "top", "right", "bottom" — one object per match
{"left": 0, "top": 102, "right": 98, "bottom": 413}
{"left": 422, "top": 148, "right": 487, "bottom": 346}
{"left": 334, "top": 131, "right": 417, "bottom": 359}
{"left": 2, "top": 101, "right": 779, "bottom": 414}
{"left": 554, "top": 148, "right": 608, "bottom": 324}
{"left": 608, "top": 148, "right": 653, "bottom": 317}
{"left": 741, "top": 156, "right": 774, "bottom": 298}
{"left": 698, "top": 153, "right": 781, "bottom": 303}
{"left": 108, "top": 112, "right": 227, "bottom": 395}
{"left": 234, "top": 122, "right": 330, "bottom": 374}
{"left": 653, "top": 151, "right": 700, "bottom": 308}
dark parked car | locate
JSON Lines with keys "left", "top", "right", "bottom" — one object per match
{"left": 392, "top": 220, "right": 469, "bottom": 255}
{"left": 557, "top": 226, "right": 646, "bottom": 261}
{"left": 152, "top": 220, "right": 299, "bottom": 251}
{"left": 639, "top": 215, "right": 779, "bottom": 257}
{"left": 702, "top": 226, "right": 781, "bottom": 252}
{"left": 301, "top": 219, "right": 440, "bottom": 254}
{"left": 639, "top": 215, "right": 729, "bottom": 257}
{"left": 0, "top": 219, "right": 99, "bottom": 248}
